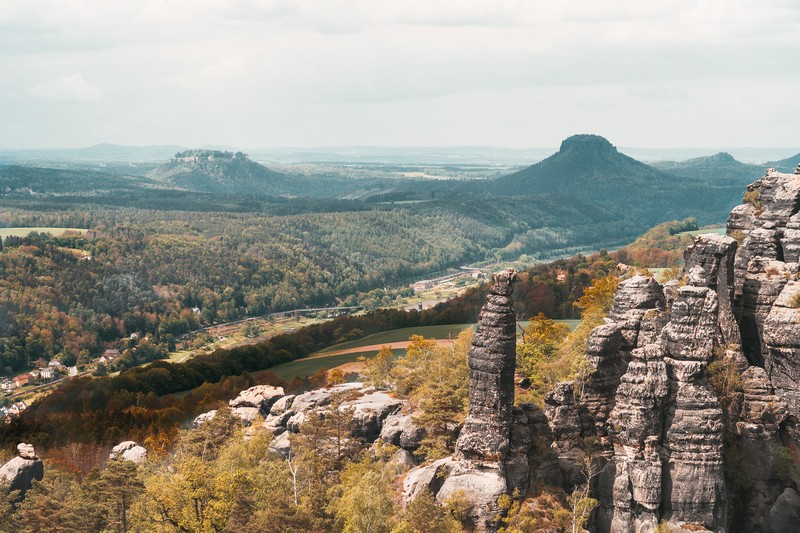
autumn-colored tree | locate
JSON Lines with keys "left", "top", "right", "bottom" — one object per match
{"left": 327, "top": 367, "right": 346, "bottom": 386}
{"left": 410, "top": 330, "right": 471, "bottom": 460}
{"left": 328, "top": 455, "right": 397, "bottom": 533}
{"left": 516, "top": 314, "right": 570, "bottom": 405}
{"left": 393, "top": 489, "right": 461, "bottom": 533}
{"left": 390, "top": 335, "right": 440, "bottom": 396}
{"left": 133, "top": 455, "right": 239, "bottom": 532}
{"left": 360, "top": 345, "right": 395, "bottom": 389}
{"left": 559, "top": 274, "right": 619, "bottom": 393}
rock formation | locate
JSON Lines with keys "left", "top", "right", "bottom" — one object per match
{"left": 109, "top": 441, "right": 148, "bottom": 464}
{"left": 454, "top": 268, "right": 518, "bottom": 463}
{"left": 404, "top": 269, "right": 520, "bottom": 531}
{"left": 574, "top": 166, "right": 800, "bottom": 533}
{"left": 228, "top": 384, "right": 286, "bottom": 425}
{"left": 0, "top": 443, "right": 44, "bottom": 497}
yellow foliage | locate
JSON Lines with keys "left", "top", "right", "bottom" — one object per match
{"left": 517, "top": 275, "right": 619, "bottom": 405}
{"left": 326, "top": 367, "right": 346, "bottom": 386}
{"left": 361, "top": 345, "right": 395, "bottom": 388}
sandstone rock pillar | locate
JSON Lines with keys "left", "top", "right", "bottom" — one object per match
{"left": 454, "top": 268, "right": 517, "bottom": 463}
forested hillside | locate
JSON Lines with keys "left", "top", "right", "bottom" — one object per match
{"left": 491, "top": 134, "right": 745, "bottom": 226}
{"left": 1, "top": 138, "right": 789, "bottom": 382}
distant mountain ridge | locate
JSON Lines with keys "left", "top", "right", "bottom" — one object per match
{"left": 651, "top": 151, "right": 760, "bottom": 185}
{"left": 764, "top": 153, "right": 800, "bottom": 173}
{"left": 0, "top": 144, "right": 188, "bottom": 162}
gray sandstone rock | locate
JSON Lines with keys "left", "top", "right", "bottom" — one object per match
{"left": 269, "top": 394, "right": 295, "bottom": 416}
{"left": 268, "top": 431, "right": 292, "bottom": 458}
{"left": 763, "top": 280, "right": 800, "bottom": 412}
{"left": 229, "top": 385, "right": 285, "bottom": 416}
{"left": 0, "top": 443, "right": 44, "bottom": 496}
{"left": 454, "top": 268, "right": 518, "bottom": 463}
{"left": 768, "top": 487, "right": 800, "bottom": 533}
{"left": 341, "top": 390, "right": 403, "bottom": 441}
{"left": 109, "top": 441, "right": 148, "bottom": 464}
{"left": 380, "top": 412, "right": 425, "bottom": 451}
{"left": 403, "top": 269, "right": 523, "bottom": 531}
{"left": 191, "top": 409, "right": 217, "bottom": 428}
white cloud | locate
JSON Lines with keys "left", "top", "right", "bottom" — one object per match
{"left": 0, "top": 1, "right": 798, "bottom": 148}
{"left": 29, "top": 74, "right": 102, "bottom": 101}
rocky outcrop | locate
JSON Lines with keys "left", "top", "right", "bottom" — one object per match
{"left": 0, "top": 443, "right": 44, "bottom": 497}
{"left": 763, "top": 280, "right": 800, "bottom": 412}
{"left": 454, "top": 268, "right": 518, "bottom": 463}
{"left": 591, "top": 235, "right": 737, "bottom": 532}
{"left": 342, "top": 390, "right": 404, "bottom": 441}
{"left": 229, "top": 385, "right": 285, "bottom": 425}
{"left": 380, "top": 412, "right": 425, "bottom": 451}
{"left": 579, "top": 167, "right": 800, "bottom": 533}
{"left": 582, "top": 275, "right": 665, "bottom": 434}
{"left": 109, "top": 441, "right": 148, "bottom": 464}
{"left": 728, "top": 169, "right": 800, "bottom": 365}
{"left": 769, "top": 488, "right": 800, "bottom": 533}
{"left": 405, "top": 269, "right": 520, "bottom": 531}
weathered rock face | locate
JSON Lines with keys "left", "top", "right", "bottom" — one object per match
{"left": 769, "top": 488, "right": 800, "bottom": 533}
{"left": 454, "top": 268, "right": 518, "bottom": 463}
{"left": 728, "top": 169, "right": 800, "bottom": 365}
{"left": 593, "top": 235, "right": 737, "bottom": 532}
{"left": 229, "top": 385, "right": 285, "bottom": 424}
{"left": 379, "top": 412, "right": 425, "bottom": 451}
{"left": 763, "top": 280, "right": 800, "bottom": 412}
{"left": 580, "top": 168, "right": 800, "bottom": 533}
{"left": 109, "top": 441, "right": 148, "bottom": 464}
{"left": 582, "top": 275, "right": 665, "bottom": 434}
{"left": 0, "top": 443, "right": 44, "bottom": 497}
{"left": 341, "top": 390, "right": 404, "bottom": 441}
{"left": 404, "top": 269, "right": 521, "bottom": 532}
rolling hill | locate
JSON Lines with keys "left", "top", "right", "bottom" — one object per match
{"left": 146, "top": 150, "right": 305, "bottom": 195}
{"left": 651, "top": 152, "right": 760, "bottom": 185}
{"left": 764, "top": 153, "right": 800, "bottom": 173}
{"left": 490, "top": 134, "right": 743, "bottom": 226}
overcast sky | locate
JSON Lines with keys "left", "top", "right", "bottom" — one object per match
{"left": 1, "top": 0, "right": 799, "bottom": 149}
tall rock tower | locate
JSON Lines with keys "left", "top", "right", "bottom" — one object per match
{"left": 454, "top": 268, "right": 518, "bottom": 462}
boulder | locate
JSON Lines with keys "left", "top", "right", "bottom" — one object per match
{"left": 109, "top": 441, "right": 148, "bottom": 464}
{"left": 191, "top": 409, "right": 217, "bottom": 428}
{"left": 341, "top": 390, "right": 404, "bottom": 441}
{"left": 229, "top": 385, "right": 285, "bottom": 416}
{"left": 269, "top": 394, "right": 295, "bottom": 416}
{"left": 403, "top": 457, "right": 507, "bottom": 531}
{"left": 230, "top": 406, "right": 260, "bottom": 426}
{"left": 769, "top": 488, "right": 800, "bottom": 533}
{"left": 0, "top": 443, "right": 44, "bottom": 496}
{"left": 380, "top": 412, "right": 425, "bottom": 451}
{"left": 268, "top": 431, "right": 292, "bottom": 459}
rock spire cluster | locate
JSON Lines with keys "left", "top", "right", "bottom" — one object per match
{"left": 402, "top": 169, "right": 800, "bottom": 533}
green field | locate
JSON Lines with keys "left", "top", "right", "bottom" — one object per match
{"left": 0, "top": 227, "right": 87, "bottom": 238}
{"left": 271, "top": 319, "right": 581, "bottom": 381}
{"left": 315, "top": 324, "right": 474, "bottom": 354}
{"left": 677, "top": 226, "right": 726, "bottom": 237}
